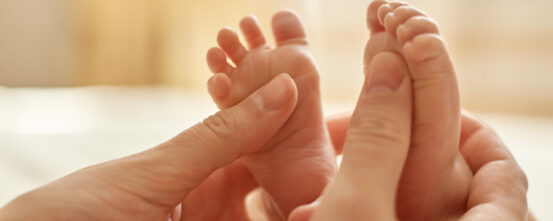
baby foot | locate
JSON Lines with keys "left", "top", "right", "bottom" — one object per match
{"left": 206, "top": 11, "right": 335, "bottom": 217}
{"left": 366, "top": 1, "right": 472, "bottom": 220}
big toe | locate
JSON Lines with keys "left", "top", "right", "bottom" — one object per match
{"left": 403, "top": 33, "right": 453, "bottom": 79}
{"left": 272, "top": 10, "right": 308, "bottom": 46}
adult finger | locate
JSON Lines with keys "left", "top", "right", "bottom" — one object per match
{"left": 325, "top": 112, "right": 352, "bottom": 155}
{"left": 459, "top": 111, "right": 529, "bottom": 221}
{"left": 96, "top": 74, "right": 298, "bottom": 210}
{"left": 245, "top": 187, "right": 290, "bottom": 221}
{"left": 311, "top": 52, "right": 413, "bottom": 221}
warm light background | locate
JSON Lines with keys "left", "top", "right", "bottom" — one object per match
{"left": 1, "top": 0, "right": 553, "bottom": 115}
{"left": 1, "top": 0, "right": 552, "bottom": 219}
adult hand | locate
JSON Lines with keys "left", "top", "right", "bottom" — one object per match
{"left": 291, "top": 52, "right": 530, "bottom": 220}
{"left": 312, "top": 52, "right": 413, "bottom": 220}
{"left": 320, "top": 111, "right": 532, "bottom": 221}
{"left": 0, "top": 74, "right": 298, "bottom": 221}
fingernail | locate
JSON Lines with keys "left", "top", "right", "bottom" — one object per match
{"left": 257, "top": 74, "right": 295, "bottom": 110}
{"left": 366, "top": 52, "right": 405, "bottom": 93}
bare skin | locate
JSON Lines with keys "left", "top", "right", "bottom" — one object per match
{"left": 206, "top": 2, "right": 529, "bottom": 220}
{"left": 0, "top": 3, "right": 532, "bottom": 221}
{"left": 204, "top": 11, "right": 335, "bottom": 218}
{"left": 363, "top": 1, "right": 473, "bottom": 219}
{"left": 0, "top": 75, "right": 301, "bottom": 221}
{"left": 290, "top": 1, "right": 530, "bottom": 219}
{"left": 316, "top": 1, "right": 527, "bottom": 220}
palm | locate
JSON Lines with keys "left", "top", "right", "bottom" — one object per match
{"left": 397, "top": 133, "right": 472, "bottom": 220}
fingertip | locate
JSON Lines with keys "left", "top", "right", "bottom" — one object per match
{"left": 256, "top": 73, "right": 298, "bottom": 111}
{"left": 280, "top": 74, "right": 299, "bottom": 107}
{"left": 364, "top": 52, "right": 409, "bottom": 93}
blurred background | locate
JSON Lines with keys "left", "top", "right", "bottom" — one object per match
{"left": 0, "top": 0, "right": 552, "bottom": 219}
{"left": 2, "top": 0, "right": 553, "bottom": 115}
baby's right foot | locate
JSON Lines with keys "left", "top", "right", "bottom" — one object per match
{"left": 205, "top": 11, "right": 336, "bottom": 218}
{"left": 366, "top": 1, "right": 472, "bottom": 220}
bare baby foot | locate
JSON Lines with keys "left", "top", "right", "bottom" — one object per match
{"left": 205, "top": 11, "right": 336, "bottom": 218}
{"left": 366, "top": 1, "right": 472, "bottom": 220}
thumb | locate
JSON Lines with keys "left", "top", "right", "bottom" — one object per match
{"left": 99, "top": 74, "right": 298, "bottom": 209}
{"left": 312, "top": 52, "right": 413, "bottom": 220}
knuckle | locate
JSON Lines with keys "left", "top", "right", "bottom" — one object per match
{"left": 201, "top": 111, "right": 236, "bottom": 141}
{"left": 489, "top": 160, "right": 529, "bottom": 192}
{"left": 348, "top": 114, "right": 407, "bottom": 148}
{"left": 507, "top": 160, "right": 529, "bottom": 191}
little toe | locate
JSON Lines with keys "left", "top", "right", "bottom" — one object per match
{"left": 217, "top": 27, "right": 248, "bottom": 65}
{"left": 207, "top": 47, "right": 233, "bottom": 75}
{"left": 377, "top": 1, "right": 409, "bottom": 25}
{"left": 383, "top": 6, "right": 427, "bottom": 37}
{"left": 367, "top": 0, "right": 388, "bottom": 34}
{"left": 207, "top": 73, "right": 232, "bottom": 107}
{"left": 271, "top": 10, "right": 308, "bottom": 46}
{"left": 397, "top": 16, "right": 439, "bottom": 44}
{"left": 240, "top": 15, "right": 268, "bottom": 49}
